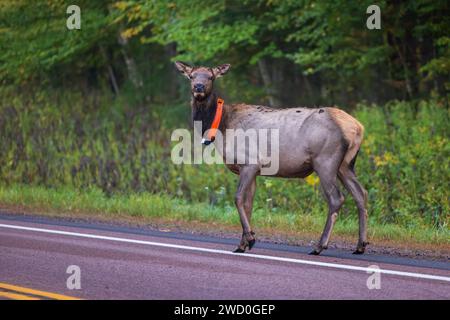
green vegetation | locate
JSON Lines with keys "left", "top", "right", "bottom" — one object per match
{"left": 0, "top": 1, "right": 448, "bottom": 247}
{"left": 0, "top": 90, "right": 448, "bottom": 244}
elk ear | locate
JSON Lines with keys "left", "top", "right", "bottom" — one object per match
{"left": 174, "top": 61, "right": 193, "bottom": 79}
{"left": 212, "top": 64, "right": 231, "bottom": 78}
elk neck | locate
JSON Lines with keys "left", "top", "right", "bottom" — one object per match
{"left": 191, "top": 92, "right": 225, "bottom": 135}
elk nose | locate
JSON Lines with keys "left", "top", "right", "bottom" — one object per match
{"left": 194, "top": 83, "right": 205, "bottom": 92}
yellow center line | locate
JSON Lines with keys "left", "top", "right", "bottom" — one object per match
{"left": 0, "top": 282, "right": 81, "bottom": 300}
{"left": 0, "top": 290, "right": 41, "bottom": 300}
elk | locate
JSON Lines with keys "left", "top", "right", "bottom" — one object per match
{"left": 175, "top": 61, "right": 368, "bottom": 255}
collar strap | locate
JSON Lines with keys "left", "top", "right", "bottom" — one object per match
{"left": 201, "top": 98, "right": 224, "bottom": 145}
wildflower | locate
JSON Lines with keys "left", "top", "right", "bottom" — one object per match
{"left": 305, "top": 174, "right": 320, "bottom": 187}
{"left": 374, "top": 151, "right": 399, "bottom": 167}
{"left": 264, "top": 180, "right": 273, "bottom": 188}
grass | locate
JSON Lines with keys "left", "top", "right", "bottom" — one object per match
{"left": 1, "top": 183, "right": 448, "bottom": 253}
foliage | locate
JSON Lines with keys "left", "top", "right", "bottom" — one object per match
{"left": 0, "top": 0, "right": 118, "bottom": 85}
{"left": 0, "top": 0, "right": 449, "bottom": 104}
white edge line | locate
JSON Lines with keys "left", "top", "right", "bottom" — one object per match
{"left": 0, "top": 223, "right": 449, "bottom": 283}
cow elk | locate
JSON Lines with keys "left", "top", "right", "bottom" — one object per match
{"left": 175, "top": 61, "right": 368, "bottom": 255}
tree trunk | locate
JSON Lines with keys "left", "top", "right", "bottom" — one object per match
{"left": 165, "top": 43, "right": 178, "bottom": 99}
{"left": 99, "top": 46, "right": 120, "bottom": 95}
{"left": 392, "top": 36, "right": 413, "bottom": 100}
{"left": 118, "top": 33, "right": 143, "bottom": 89}
{"left": 257, "top": 58, "right": 280, "bottom": 107}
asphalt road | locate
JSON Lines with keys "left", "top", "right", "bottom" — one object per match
{"left": 0, "top": 213, "right": 449, "bottom": 300}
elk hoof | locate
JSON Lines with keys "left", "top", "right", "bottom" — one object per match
{"left": 309, "top": 244, "right": 327, "bottom": 255}
{"left": 233, "top": 247, "right": 245, "bottom": 253}
{"left": 248, "top": 238, "right": 256, "bottom": 250}
{"left": 353, "top": 241, "right": 369, "bottom": 254}
{"left": 309, "top": 249, "right": 321, "bottom": 255}
{"left": 243, "top": 231, "right": 256, "bottom": 250}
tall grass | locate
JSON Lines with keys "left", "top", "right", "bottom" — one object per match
{"left": 0, "top": 89, "right": 448, "bottom": 240}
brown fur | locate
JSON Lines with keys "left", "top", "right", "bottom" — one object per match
{"left": 327, "top": 107, "right": 364, "bottom": 167}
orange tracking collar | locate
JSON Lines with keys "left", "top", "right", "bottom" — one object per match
{"left": 201, "top": 98, "right": 224, "bottom": 145}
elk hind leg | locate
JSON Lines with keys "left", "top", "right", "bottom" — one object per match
{"left": 310, "top": 165, "right": 345, "bottom": 255}
{"left": 338, "top": 163, "right": 369, "bottom": 254}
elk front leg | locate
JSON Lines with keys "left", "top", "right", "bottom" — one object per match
{"left": 235, "top": 178, "right": 257, "bottom": 252}
{"left": 233, "top": 166, "right": 258, "bottom": 253}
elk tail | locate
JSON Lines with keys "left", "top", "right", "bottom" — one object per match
{"left": 327, "top": 107, "right": 364, "bottom": 172}
{"left": 349, "top": 148, "right": 360, "bottom": 172}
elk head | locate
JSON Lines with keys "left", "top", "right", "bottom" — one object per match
{"left": 174, "top": 61, "right": 231, "bottom": 101}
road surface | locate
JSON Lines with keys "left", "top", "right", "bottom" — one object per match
{"left": 0, "top": 213, "right": 449, "bottom": 300}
